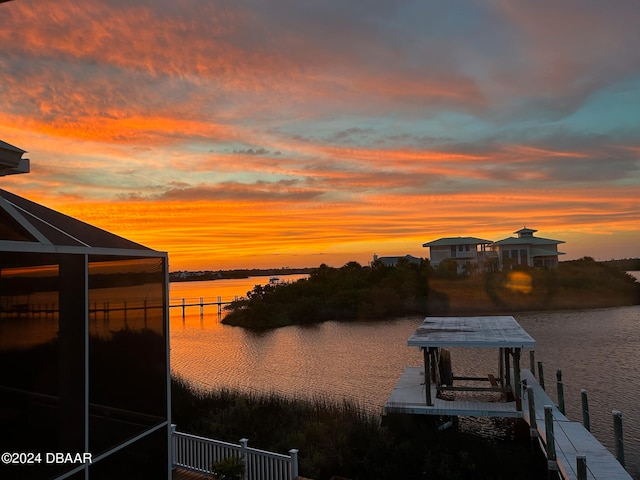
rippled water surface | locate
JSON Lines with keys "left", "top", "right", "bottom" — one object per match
{"left": 170, "top": 277, "right": 640, "bottom": 477}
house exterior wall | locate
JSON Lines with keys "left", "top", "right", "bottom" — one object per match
{"left": 428, "top": 244, "right": 491, "bottom": 274}
{"left": 496, "top": 246, "right": 532, "bottom": 268}
{"left": 429, "top": 245, "right": 453, "bottom": 266}
{"left": 495, "top": 243, "right": 565, "bottom": 270}
{"left": 429, "top": 244, "right": 480, "bottom": 266}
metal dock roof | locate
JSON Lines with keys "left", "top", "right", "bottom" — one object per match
{"left": 407, "top": 316, "right": 536, "bottom": 349}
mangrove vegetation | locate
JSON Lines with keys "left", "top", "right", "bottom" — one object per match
{"left": 222, "top": 257, "right": 640, "bottom": 328}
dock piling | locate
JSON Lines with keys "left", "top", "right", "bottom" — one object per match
{"left": 423, "top": 347, "right": 433, "bottom": 406}
{"left": 530, "top": 350, "right": 536, "bottom": 378}
{"left": 504, "top": 348, "right": 511, "bottom": 390}
{"left": 576, "top": 455, "right": 587, "bottom": 480}
{"left": 514, "top": 348, "right": 522, "bottom": 411}
{"left": 544, "top": 405, "right": 558, "bottom": 479}
{"left": 527, "top": 386, "right": 538, "bottom": 450}
{"left": 556, "top": 370, "right": 565, "bottom": 415}
{"left": 581, "top": 389, "right": 590, "bottom": 432}
{"left": 613, "top": 410, "right": 625, "bottom": 467}
{"left": 538, "top": 361, "right": 545, "bottom": 390}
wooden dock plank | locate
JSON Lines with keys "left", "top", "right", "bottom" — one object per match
{"left": 385, "top": 367, "right": 521, "bottom": 417}
{"left": 519, "top": 370, "right": 630, "bottom": 480}
{"left": 555, "top": 421, "right": 630, "bottom": 480}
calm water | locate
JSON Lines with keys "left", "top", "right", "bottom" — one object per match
{"left": 170, "top": 275, "right": 640, "bottom": 477}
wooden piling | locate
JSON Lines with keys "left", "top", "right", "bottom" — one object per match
{"left": 538, "top": 361, "right": 545, "bottom": 390}
{"left": 576, "top": 455, "right": 587, "bottom": 480}
{"left": 613, "top": 410, "right": 625, "bottom": 467}
{"left": 556, "top": 370, "right": 565, "bottom": 415}
{"left": 504, "top": 348, "right": 511, "bottom": 389}
{"left": 423, "top": 347, "right": 433, "bottom": 406}
{"left": 527, "top": 386, "right": 538, "bottom": 450}
{"left": 514, "top": 348, "right": 522, "bottom": 411}
{"left": 581, "top": 389, "right": 590, "bottom": 432}
{"left": 544, "top": 405, "right": 558, "bottom": 478}
{"left": 530, "top": 350, "right": 536, "bottom": 378}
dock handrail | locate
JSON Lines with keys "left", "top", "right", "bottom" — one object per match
{"left": 172, "top": 425, "right": 299, "bottom": 480}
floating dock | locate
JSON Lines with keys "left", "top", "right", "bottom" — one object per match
{"left": 384, "top": 316, "right": 631, "bottom": 480}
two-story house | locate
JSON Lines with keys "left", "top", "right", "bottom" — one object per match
{"left": 422, "top": 236, "right": 496, "bottom": 273}
{"left": 492, "top": 227, "right": 565, "bottom": 270}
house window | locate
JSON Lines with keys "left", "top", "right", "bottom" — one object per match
{"left": 451, "top": 246, "right": 457, "bottom": 258}
{"left": 520, "top": 249, "right": 527, "bottom": 265}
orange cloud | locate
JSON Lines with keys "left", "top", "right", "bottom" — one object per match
{"left": 1, "top": 0, "right": 638, "bottom": 270}
{"left": 34, "top": 177, "right": 636, "bottom": 271}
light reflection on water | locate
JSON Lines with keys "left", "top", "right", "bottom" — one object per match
{"left": 169, "top": 277, "right": 640, "bottom": 477}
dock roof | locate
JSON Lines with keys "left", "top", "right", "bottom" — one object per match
{"left": 407, "top": 316, "right": 536, "bottom": 349}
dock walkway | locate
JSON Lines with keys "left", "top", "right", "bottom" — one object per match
{"left": 519, "top": 369, "right": 630, "bottom": 480}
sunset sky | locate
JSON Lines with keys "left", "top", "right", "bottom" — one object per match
{"left": 1, "top": 0, "right": 639, "bottom": 271}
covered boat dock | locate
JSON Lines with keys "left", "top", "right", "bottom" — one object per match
{"left": 384, "top": 316, "right": 632, "bottom": 479}
{"left": 385, "top": 315, "right": 535, "bottom": 417}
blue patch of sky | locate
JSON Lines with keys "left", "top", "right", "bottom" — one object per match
{"left": 553, "top": 76, "right": 640, "bottom": 137}
{"left": 277, "top": 112, "right": 500, "bottom": 150}
{"left": 389, "top": 0, "right": 489, "bottom": 38}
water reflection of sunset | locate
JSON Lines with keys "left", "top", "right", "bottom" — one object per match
{"left": 169, "top": 275, "right": 309, "bottom": 310}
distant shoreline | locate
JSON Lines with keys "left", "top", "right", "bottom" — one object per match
{"left": 170, "top": 258, "right": 639, "bottom": 283}
{"left": 169, "top": 267, "right": 315, "bottom": 283}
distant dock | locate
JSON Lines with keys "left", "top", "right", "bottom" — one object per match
{"left": 384, "top": 316, "right": 632, "bottom": 480}
{"left": 169, "top": 296, "right": 238, "bottom": 318}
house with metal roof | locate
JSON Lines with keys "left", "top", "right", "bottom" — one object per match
{"left": 422, "top": 236, "right": 497, "bottom": 273}
{"left": 372, "top": 253, "right": 422, "bottom": 267}
{"left": 1, "top": 141, "right": 171, "bottom": 479}
{"left": 492, "top": 227, "right": 565, "bottom": 270}
{"left": 423, "top": 228, "right": 565, "bottom": 273}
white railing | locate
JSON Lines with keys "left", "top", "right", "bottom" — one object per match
{"left": 172, "top": 425, "right": 299, "bottom": 480}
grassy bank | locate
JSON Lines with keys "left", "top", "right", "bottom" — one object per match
{"left": 171, "top": 376, "right": 546, "bottom": 480}
{"left": 222, "top": 257, "right": 640, "bottom": 328}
